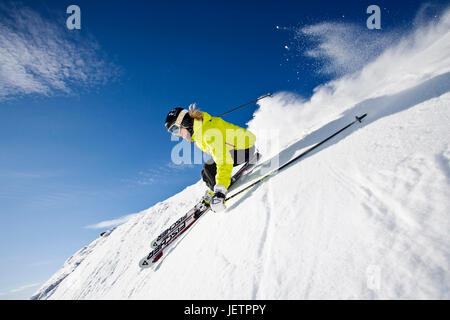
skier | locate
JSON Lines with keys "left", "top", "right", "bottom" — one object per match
{"left": 165, "top": 104, "right": 257, "bottom": 213}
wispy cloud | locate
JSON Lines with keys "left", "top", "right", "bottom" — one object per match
{"left": 0, "top": 169, "right": 62, "bottom": 179}
{"left": 166, "top": 162, "right": 195, "bottom": 171}
{"left": 123, "top": 162, "right": 197, "bottom": 187}
{"left": 84, "top": 212, "right": 138, "bottom": 229}
{"left": 88, "top": 162, "right": 198, "bottom": 229}
{"left": 8, "top": 282, "right": 41, "bottom": 294}
{"left": 0, "top": 2, "right": 120, "bottom": 100}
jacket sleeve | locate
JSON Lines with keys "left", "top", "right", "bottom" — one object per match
{"left": 214, "top": 155, "right": 233, "bottom": 189}
{"left": 206, "top": 130, "right": 234, "bottom": 189}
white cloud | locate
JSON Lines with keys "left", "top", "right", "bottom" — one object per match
{"left": 123, "top": 162, "right": 198, "bottom": 187}
{"left": 89, "top": 161, "right": 198, "bottom": 230}
{"left": 9, "top": 282, "right": 41, "bottom": 293}
{"left": 166, "top": 162, "right": 195, "bottom": 170}
{"left": 0, "top": 2, "right": 120, "bottom": 100}
{"left": 84, "top": 212, "right": 138, "bottom": 229}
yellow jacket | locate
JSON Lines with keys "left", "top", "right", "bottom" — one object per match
{"left": 191, "top": 112, "right": 256, "bottom": 188}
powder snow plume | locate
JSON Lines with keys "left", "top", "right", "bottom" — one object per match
{"left": 248, "top": 8, "right": 450, "bottom": 158}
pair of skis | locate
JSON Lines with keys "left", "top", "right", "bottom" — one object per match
{"left": 139, "top": 154, "right": 261, "bottom": 269}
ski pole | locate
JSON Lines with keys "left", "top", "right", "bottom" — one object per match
{"left": 217, "top": 93, "right": 272, "bottom": 118}
{"left": 225, "top": 113, "right": 367, "bottom": 202}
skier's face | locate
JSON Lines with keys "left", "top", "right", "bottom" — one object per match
{"left": 179, "top": 127, "right": 191, "bottom": 141}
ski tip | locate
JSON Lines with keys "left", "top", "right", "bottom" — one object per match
{"left": 139, "top": 251, "right": 164, "bottom": 270}
{"left": 151, "top": 241, "right": 159, "bottom": 249}
{"left": 139, "top": 257, "right": 152, "bottom": 269}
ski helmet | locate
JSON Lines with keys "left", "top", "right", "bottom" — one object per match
{"left": 165, "top": 107, "right": 193, "bottom": 135}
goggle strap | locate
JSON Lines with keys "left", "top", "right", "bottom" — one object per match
{"left": 174, "top": 109, "right": 188, "bottom": 128}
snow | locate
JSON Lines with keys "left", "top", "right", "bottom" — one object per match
{"left": 31, "top": 11, "right": 450, "bottom": 300}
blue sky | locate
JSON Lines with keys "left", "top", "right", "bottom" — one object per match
{"left": 0, "top": 0, "right": 447, "bottom": 299}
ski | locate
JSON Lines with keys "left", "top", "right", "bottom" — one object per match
{"left": 139, "top": 201, "right": 210, "bottom": 269}
{"left": 139, "top": 153, "right": 261, "bottom": 269}
{"left": 150, "top": 211, "right": 190, "bottom": 249}
{"left": 148, "top": 152, "right": 261, "bottom": 250}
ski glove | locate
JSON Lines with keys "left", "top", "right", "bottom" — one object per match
{"left": 211, "top": 184, "right": 227, "bottom": 213}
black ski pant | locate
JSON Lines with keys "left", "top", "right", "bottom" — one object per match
{"left": 201, "top": 146, "right": 255, "bottom": 191}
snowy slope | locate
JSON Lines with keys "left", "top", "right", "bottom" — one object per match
{"left": 32, "top": 11, "right": 450, "bottom": 300}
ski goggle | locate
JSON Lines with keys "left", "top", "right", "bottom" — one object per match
{"left": 167, "top": 109, "right": 188, "bottom": 136}
{"left": 168, "top": 124, "right": 181, "bottom": 136}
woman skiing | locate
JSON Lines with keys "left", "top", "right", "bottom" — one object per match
{"left": 165, "top": 104, "right": 256, "bottom": 212}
